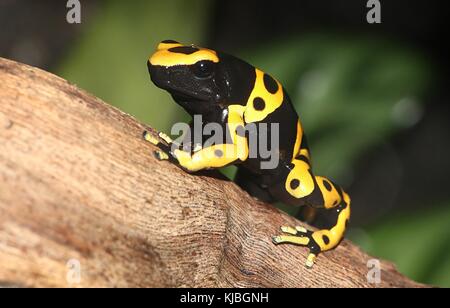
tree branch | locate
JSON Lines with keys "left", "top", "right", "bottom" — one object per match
{"left": 0, "top": 57, "right": 425, "bottom": 287}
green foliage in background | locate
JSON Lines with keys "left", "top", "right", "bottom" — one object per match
{"left": 352, "top": 205, "right": 450, "bottom": 287}
{"left": 57, "top": 1, "right": 448, "bottom": 287}
{"left": 243, "top": 35, "right": 430, "bottom": 180}
{"left": 59, "top": 0, "right": 212, "bottom": 132}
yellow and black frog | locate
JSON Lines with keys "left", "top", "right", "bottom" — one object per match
{"left": 144, "top": 40, "right": 351, "bottom": 267}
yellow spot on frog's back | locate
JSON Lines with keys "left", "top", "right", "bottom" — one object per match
{"left": 285, "top": 159, "right": 315, "bottom": 198}
{"left": 316, "top": 176, "right": 342, "bottom": 209}
{"left": 244, "top": 69, "right": 284, "bottom": 123}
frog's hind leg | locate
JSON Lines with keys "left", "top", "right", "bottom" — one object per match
{"left": 296, "top": 206, "right": 318, "bottom": 225}
{"left": 269, "top": 159, "right": 351, "bottom": 268}
{"left": 273, "top": 192, "right": 351, "bottom": 268}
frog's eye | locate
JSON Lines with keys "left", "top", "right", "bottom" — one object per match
{"left": 193, "top": 60, "right": 214, "bottom": 79}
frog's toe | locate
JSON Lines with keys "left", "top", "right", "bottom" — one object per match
{"left": 143, "top": 131, "right": 160, "bottom": 145}
{"left": 305, "top": 253, "right": 317, "bottom": 268}
{"left": 295, "top": 226, "right": 308, "bottom": 234}
{"left": 271, "top": 234, "right": 310, "bottom": 246}
{"left": 280, "top": 225, "right": 309, "bottom": 235}
{"left": 154, "top": 150, "right": 169, "bottom": 161}
{"left": 280, "top": 226, "right": 297, "bottom": 235}
{"left": 158, "top": 132, "right": 173, "bottom": 144}
{"left": 272, "top": 235, "right": 283, "bottom": 244}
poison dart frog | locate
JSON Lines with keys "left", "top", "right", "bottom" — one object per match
{"left": 143, "top": 40, "right": 351, "bottom": 268}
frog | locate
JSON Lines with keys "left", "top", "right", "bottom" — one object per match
{"left": 143, "top": 40, "right": 351, "bottom": 267}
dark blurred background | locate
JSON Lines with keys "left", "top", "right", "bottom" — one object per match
{"left": 1, "top": 0, "right": 449, "bottom": 286}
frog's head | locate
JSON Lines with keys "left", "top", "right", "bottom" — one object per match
{"left": 148, "top": 40, "right": 256, "bottom": 115}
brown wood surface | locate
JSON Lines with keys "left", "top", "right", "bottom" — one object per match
{"left": 0, "top": 57, "right": 425, "bottom": 288}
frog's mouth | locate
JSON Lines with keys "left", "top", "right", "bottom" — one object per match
{"left": 170, "top": 90, "right": 216, "bottom": 115}
{"left": 171, "top": 90, "right": 208, "bottom": 103}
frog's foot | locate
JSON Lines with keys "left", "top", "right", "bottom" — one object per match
{"left": 157, "top": 132, "right": 173, "bottom": 144}
{"left": 143, "top": 130, "right": 177, "bottom": 146}
{"left": 143, "top": 130, "right": 178, "bottom": 164}
{"left": 272, "top": 225, "right": 319, "bottom": 268}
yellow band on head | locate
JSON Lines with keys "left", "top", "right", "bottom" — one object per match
{"left": 149, "top": 42, "right": 219, "bottom": 67}
{"left": 150, "top": 49, "right": 219, "bottom": 67}
{"left": 157, "top": 41, "right": 182, "bottom": 50}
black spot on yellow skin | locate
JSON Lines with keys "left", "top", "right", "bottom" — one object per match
{"left": 323, "top": 179, "right": 333, "bottom": 192}
{"left": 214, "top": 149, "right": 223, "bottom": 157}
{"left": 162, "top": 39, "right": 180, "bottom": 44}
{"left": 263, "top": 73, "right": 278, "bottom": 94}
{"left": 168, "top": 46, "right": 200, "bottom": 55}
{"left": 290, "top": 179, "right": 300, "bottom": 190}
{"left": 322, "top": 235, "right": 330, "bottom": 245}
{"left": 253, "top": 97, "right": 265, "bottom": 110}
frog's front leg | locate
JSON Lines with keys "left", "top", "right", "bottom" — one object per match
{"left": 144, "top": 105, "right": 248, "bottom": 172}
{"left": 171, "top": 142, "right": 248, "bottom": 172}
{"left": 143, "top": 131, "right": 248, "bottom": 172}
